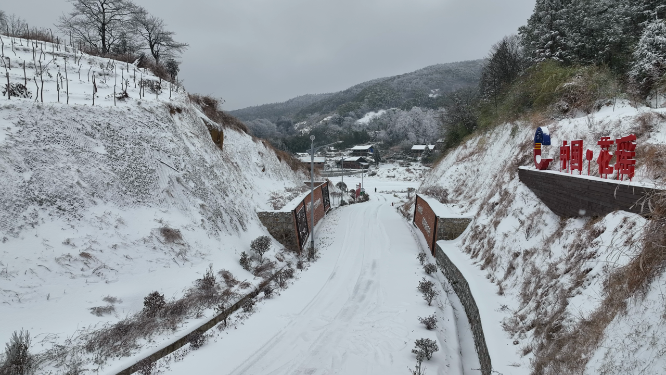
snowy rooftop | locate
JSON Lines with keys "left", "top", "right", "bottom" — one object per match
{"left": 411, "top": 145, "right": 435, "bottom": 151}
{"left": 298, "top": 157, "right": 326, "bottom": 163}
{"left": 338, "top": 156, "right": 368, "bottom": 162}
{"left": 350, "top": 145, "right": 374, "bottom": 150}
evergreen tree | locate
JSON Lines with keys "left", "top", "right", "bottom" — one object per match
{"left": 519, "top": 0, "right": 570, "bottom": 62}
{"left": 564, "top": 0, "right": 633, "bottom": 71}
{"left": 630, "top": 19, "right": 666, "bottom": 95}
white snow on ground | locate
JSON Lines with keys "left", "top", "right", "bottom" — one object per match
{"left": 365, "top": 162, "right": 431, "bottom": 182}
{"left": 421, "top": 101, "right": 666, "bottom": 374}
{"left": 356, "top": 110, "right": 386, "bottom": 125}
{"left": 161, "top": 190, "right": 473, "bottom": 375}
{"left": 0, "top": 34, "right": 310, "bottom": 372}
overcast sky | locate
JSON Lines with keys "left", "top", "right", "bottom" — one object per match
{"left": 3, "top": 0, "right": 536, "bottom": 110}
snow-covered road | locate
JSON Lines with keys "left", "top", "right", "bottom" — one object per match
{"left": 165, "top": 192, "right": 466, "bottom": 374}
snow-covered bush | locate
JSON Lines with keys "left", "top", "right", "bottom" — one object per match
{"left": 89, "top": 305, "right": 115, "bottom": 317}
{"left": 417, "top": 252, "right": 427, "bottom": 265}
{"left": 187, "top": 331, "right": 205, "bottom": 350}
{"left": 250, "top": 236, "right": 271, "bottom": 263}
{"left": 0, "top": 330, "right": 35, "bottom": 375}
{"left": 1, "top": 83, "right": 32, "bottom": 99}
{"left": 218, "top": 269, "right": 239, "bottom": 287}
{"left": 195, "top": 264, "right": 216, "bottom": 292}
{"left": 412, "top": 338, "right": 438, "bottom": 361}
{"left": 159, "top": 227, "right": 182, "bottom": 243}
{"left": 242, "top": 299, "right": 255, "bottom": 313}
{"left": 136, "top": 358, "right": 154, "bottom": 375}
{"left": 253, "top": 261, "right": 276, "bottom": 278}
{"left": 143, "top": 291, "right": 166, "bottom": 317}
{"left": 239, "top": 251, "right": 252, "bottom": 271}
{"left": 263, "top": 285, "right": 273, "bottom": 298}
{"left": 423, "top": 263, "right": 437, "bottom": 275}
{"left": 417, "top": 278, "right": 434, "bottom": 294}
{"left": 418, "top": 314, "right": 437, "bottom": 330}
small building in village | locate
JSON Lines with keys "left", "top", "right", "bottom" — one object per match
{"left": 299, "top": 156, "right": 326, "bottom": 168}
{"left": 411, "top": 145, "right": 435, "bottom": 157}
{"left": 336, "top": 157, "right": 370, "bottom": 169}
{"left": 350, "top": 145, "right": 375, "bottom": 157}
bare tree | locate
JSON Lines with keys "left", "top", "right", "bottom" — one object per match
{"left": 0, "top": 11, "right": 7, "bottom": 31}
{"left": 6, "top": 14, "right": 28, "bottom": 36}
{"left": 57, "top": 0, "right": 137, "bottom": 55}
{"left": 479, "top": 35, "right": 527, "bottom": 114}
{"left": 132, "top": 7, "right": 187, "bottom": 65}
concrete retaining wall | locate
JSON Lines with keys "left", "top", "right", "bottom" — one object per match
{"left": 256, "top": 212, "right": 298, "bottom": 252}
{"left": 519, "top": 168, "right": 660, "bottom": 218}
{"left": 414, "top": 194, "right": 472, "bottom": 254}
{"left": 434, "top": 243, "right": 492, "bottom": 375}
{"left": 116, "top": 270, "right": 283, "bottom": 375}
{"left": 437, "top": 217, "right": 473, "bottom": 241}
{"left": 258, "top": 182, "right": 331, "bottom": 252}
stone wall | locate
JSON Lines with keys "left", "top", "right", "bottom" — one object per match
{"left": 434, "top": 243, "right": 492, "bottom": 375}
{"left": 519, "top": 168, "right": 660, "bottom": 218}
{"left": 258, "top": 182, "right": 331, "bottom": 252}
{"left": 116, "top": 270, "right": 282, "bottom": 375}
{"left": 257, "top": 212, "right": 298, "bottom": 252}
{"left": 437, "top": 217, "right": 472, "bottom": 241}
{"left": 414, "top": 195, "right": 472, "bottom": 255}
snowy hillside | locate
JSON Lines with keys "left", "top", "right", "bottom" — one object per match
{"left": 420, "top": 102, "right": 666, "bottom": 374}
{"left": 0, "top": 34, "right": 307, "bottom": 367}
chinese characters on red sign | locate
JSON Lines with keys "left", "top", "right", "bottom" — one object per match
{"left": 534, "top": 128, "right": 637, "bottom": 181}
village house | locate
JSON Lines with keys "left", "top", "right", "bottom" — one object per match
{"left": 336, "top": 156, "right": 370, "bottom": 170}
{"left": 350, "top": 145, "right": 375, "bottom": 157}
{"left": 298, "top": 156, "right": 326, "bottom": 169}
{"left": 410, "top": 144, "right": 435, "bottom": 157}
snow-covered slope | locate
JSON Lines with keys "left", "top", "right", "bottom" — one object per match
{"left": 0, "top": 35, "right": 305, "bottom": 356}
{"left": 420, "top": 102, "right": 666, "bottom": 374}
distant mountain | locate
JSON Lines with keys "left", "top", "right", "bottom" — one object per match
{"left": 230, "top": 60, "right": 485, "bottom": 122}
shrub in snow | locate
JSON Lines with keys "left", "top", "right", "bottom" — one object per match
{"left": 89, "top": 305, "right": 115, "bottom": 316}
{"left": 417, "top": 278, "right": 435, "bottom": 294}
{"left": 422, "top": 288, "right": 438, "bottom": 306}
{"left": 2, "top": 83, "right": 32, "bottom": 99}
{"left": 251, "top": 236, "right": 271, "bottom": 263}
{"left": 136, "top": 358, "right": 154, "bottom": 375}
{"left": 417, "top": 253, "right": 427, "bottom": 265}
{"left": 242, "top": 298, "right": 255, "bottom": 313}
{"left": 283, "top": 267, "right": 295, "bottom": 279}
{"left": 159, "top": 227, "right": 182, "bottom": 243}
{"left": 418, "top": 314, "right": 437, "bottom": 330}
{"left": 239, "top": 251, "right": 252, "bottom": 271}
{"left": 0, "top": 330, "right": 35, "bottom": 375}
{"left": 143, "top": 291, "right": 166, "bottom": 317}
{"left": 253, "top": 261, "right": 276, "bottom": 278}
{"left": 187, "top": 331, "right": 205, "bottom": 350}
{"left": 420, "top": 186, "right": 448, "bottom": 203}
{"left": 218, "top": 269, "right": 239, "bottom": 287}
{"left": 196, "top": 264, "right": 216, "bottom": 292}
{"left": 423, "top": 263, "right": 437, "bottom": 275}
{"left": 277, "top": 267, "right": 295, "bottom": 288}
{"left": 418, "top": 278, "right": 438, "bottom": 306}
{"left": 412, "top": 338, "right": 439, "bottom": 361}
